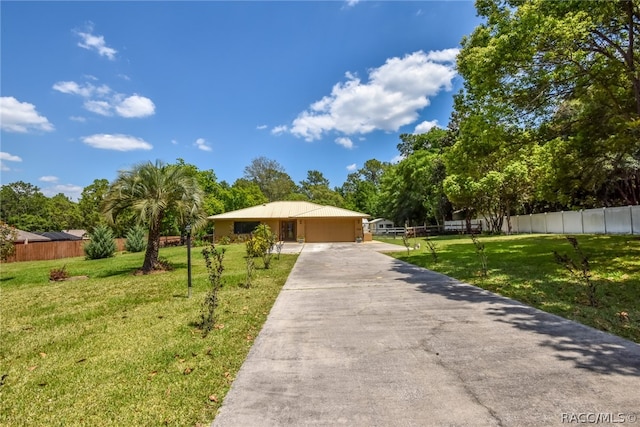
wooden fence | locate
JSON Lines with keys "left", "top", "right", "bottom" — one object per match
{"left": 5, "top": 239, "right": 127, "bottom": 263}
{"left": 4, "top": 236, "right": 187, "bottom": 263}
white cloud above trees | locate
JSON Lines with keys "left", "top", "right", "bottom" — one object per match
{"left": 413, "top": 119, "right": 439, "bottom": 134}
{"left": 53, "top": 81, "right": 155, "bottom": 118}
{"left": 0, "top": 97, "right": 54, "bottom": 133}
{"left": 82, "top": 134, "right": 153, "bottom": 151}
{"left": 285, "top": 49, "right": 459, "bottom": 141}
{"left": 335, "top": 137, "right": 354, "bottom": 149}
{"left": 0, "top": 151, "right": 23, "bottom": 172}
{"left": 194, "top": 138, "right": 212, "bottom": 152}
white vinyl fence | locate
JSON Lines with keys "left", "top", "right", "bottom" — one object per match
{"left": 444, "top": 205, "right": 640, "bottom": 235}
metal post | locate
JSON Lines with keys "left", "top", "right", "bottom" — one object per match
{"left": 186, "top": 224, "right": 192, "bottom": 298}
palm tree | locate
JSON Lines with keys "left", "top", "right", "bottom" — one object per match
{"left": 102, "top": 160, "right": 205, "bottom": 274}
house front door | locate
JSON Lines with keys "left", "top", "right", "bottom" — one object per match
{"left": 280, "top": 220, "right": 296, "bottom": 241}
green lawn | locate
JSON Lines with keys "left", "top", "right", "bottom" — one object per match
{"left": 378, "top": 234, "right": 640, "bottom": 344}
{"left": 0, "top": 244, "right": 297, "bottom": 426}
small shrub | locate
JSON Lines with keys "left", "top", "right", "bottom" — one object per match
{"left": 124, "top": 225, "right": 146, "bottom": 253}
{"left": 553, "top": 236, "right": 598, "bottom": 307}
{"left": 84, "top": 225, "right": 117, "bottom": 260}
{"left": 470, "top": 234, "right": 488, "bottom": 277}
{"left": 218, "top": 236, "right": 231, "bottom": 245}
{"left": 243, "top": 256, "right": 255, "bottom": 288}
{"left": 253, "top": 224, "right": 276, "bottom": 269}
{"left": 401, "top": 233, "right": 412, "bottom": 255}
{"left": 200, "top": 243, "right": 226, "bottom": 337}
{"left": 425, "top": 236, "right": 438, "bottom": 263}
{"left": 0, "top": 221, "right": 17, "bottom": 261}
{"left": 274, "top": 239, "right": 284, "bottom": 260}
{"left": 49, "top": 265, "right": 69, "bottom": 281}
{"left": 245, "top": 224, "right": 276, "bottom": 268}
{"left": 245, "top": 237, "right": 263, "bottom": 258}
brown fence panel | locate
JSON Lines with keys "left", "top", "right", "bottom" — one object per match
{"left": 5, "top": 238, "right": 127, "bottom": 263}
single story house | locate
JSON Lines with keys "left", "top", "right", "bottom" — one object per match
{"left": 368, "top": 218, "right": 396, "bottom": 234}
{"left": 208, "top": 201, "right": 371, "bottom": 243}
{"left": 38, "top": 231, "right": 83, "bottom": 241}
{"left": 14, "top": 229, "right": 52, "bottom": 244}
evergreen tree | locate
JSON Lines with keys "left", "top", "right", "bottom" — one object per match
{"left": 124, "top": 225, "right": 147, "bottom": 253}
{"left": 84, "top": 224, "right": 117, "bottom": 260}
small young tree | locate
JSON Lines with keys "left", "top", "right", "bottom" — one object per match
{"left": 201, "top": 243, "right": 226, "bottom": 337}
{"left": 253, "top": 224, "right": 276, "bottom": 269}
{"left": 125, "top": 225, "right": 147, "bottom": 253}
{"left": 0, "top": 221, "right": 17, "bottom": 261}
{"left": 84, "top": 224, "right": 117, "bottom": 260}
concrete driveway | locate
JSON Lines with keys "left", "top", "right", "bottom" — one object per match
{"left": 213, "top": 242, "right": 640, "bottom": 427}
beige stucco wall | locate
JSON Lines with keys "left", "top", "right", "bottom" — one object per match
{"left": 212, "top": 217, "right": 365, "bottom": 242}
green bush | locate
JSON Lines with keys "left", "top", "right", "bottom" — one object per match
{"left": 246, "top": 224, "right": 276, "bottom": 269}
{"left": 84, "top": 224, "right": 117, "bottom": 260}
{"left": 125, "top": 225, "right": 147, "bottom": 253}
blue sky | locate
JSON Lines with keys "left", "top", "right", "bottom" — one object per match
{"left": 1, "top": 1, "right": 482, "bottom": 200}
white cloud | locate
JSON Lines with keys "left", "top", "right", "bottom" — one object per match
{"left": 70, "top": 116, "right": 87, "bottom": 122}
{"left": 54, "top": 80, "right": 155, "bottom": 119}
{"left": 335, "top": 136, "right": 354, "bottom": 149}
{"left": 346, "top": 163, "right": 357, "bottom": 172}
{"left": 0, "top": 97, "right": 54, "bottom": 133}
{"left": 171, "top": 139, "right": 178, "bottom": 145}
{"left": 53, "top": 81, "right": 94, "bottom": 97}
{"left": 194, "top": 138, "right": 212, "bottom": 152}
{"left": 53, "top": 81, "right": 112, "bottom": 98}
{"left": 271, "top": 125, "right": 288, "bottom": 135}
{"left": 0, "top": 152, "right": 22, "bottom": 162}
{"left": 257, "top": 124, "right": 268, "bottom": 130}
{"left": 425, "top": 48, "right": 459, "bottom": 63}
{"left": 75, "top": 25, "right": 117, "bottom": 60}
{"left": 84, "top": 100, "right": 112, "bottom": 116}
{"left": 115, "top": 95, "right": 155, "bottom": 118}
{"left": 82, "top": 134, "right": 153, "bottom": 151}
{"left": 414, "top": 119, "right": 439, "bottom": 134}
{"left": 42, "top": 184, "right": 83, "bottom": 201}
{"left": 391, "top": 154, "right": 405, "bottom": 164}
{"left": 345, "top": 0, "right": 360, "bottom": 7}
{"left": 0, "top": 151, "right": 22, "bottom": 171}
{"left": 287, "top": 49, "right": 459, "bottom": 141}
{"left": 39, "top": 175, "right": 59, "bottom": 183}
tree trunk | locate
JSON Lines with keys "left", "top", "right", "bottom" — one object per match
{"left": 142, "top": 215, "right": 163, "bottom": 273}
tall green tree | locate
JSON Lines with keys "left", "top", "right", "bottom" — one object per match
{"left": 243, "top": 157, "right": 298, "bottom": 201}
{"left": 338, "top": 159, "right": 388, "bottom": 217}
{"left": 381, "top": 129, "right": 453, "bottom": 226}
{"left": 102, "top": 160, "right": 205, "bottom": 274}
{"left": 47, "top": 193, "right": 83, "bottom": 231}
{"left": 0, "top": 181, "right": 49, "bottom": 230}
{"left": 457, "top": 0, "right": 640, "bottom": 207}
{"left": 219, "top": 179, "right": 268, "bottom": 212}
{"left": 299, "top": 170, "right": 344, "bottom": 206}
{"left": 78, "top": 179, "right": 110, "bottom": 231}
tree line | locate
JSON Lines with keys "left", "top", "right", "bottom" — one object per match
{"left": 2, "top": 1, "right": 638, "bottom": 238}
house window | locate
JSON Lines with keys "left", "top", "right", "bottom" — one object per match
{"left": 234, "top": 221, "right": 260, "bottom": 234}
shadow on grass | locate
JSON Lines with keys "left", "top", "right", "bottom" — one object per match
{"left": 389, "top": 259, "right": 640, "bottom": 377}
